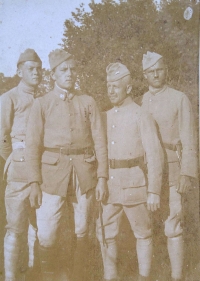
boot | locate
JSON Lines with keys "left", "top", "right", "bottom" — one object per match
{"left": 100, "top": 239, "right": 118, "bottom": 281}
{"left": 136, "top": 238, "right": 152, "bottom": 278}
{"left": 167, "top": 236, "right": 184, "bottom": 280}
{"left": 4, "top": 231, "right": 21, "bottom": 281}
{"left": 72, "top": 236, "right": 87, "bottom": 281}
{"left": 39, "top": 245, "right": 56, "bottom": 281}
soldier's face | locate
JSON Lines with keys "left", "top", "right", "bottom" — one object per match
{"left": 51, "top": 59, "right": 77, "bottom": 90}
{"left": 144, "top": 59, "right": 167, "bottom": 89}
{"left": 107, "top": 79, "right": 128, "bottom": 106}
{"left": 18, "top": 61, "right": 42, "bottom": 87}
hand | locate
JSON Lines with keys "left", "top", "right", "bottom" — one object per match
{"left": 96, "top": 177, "right": 108, "bottom": 202}
{"left": 29, "top": 182, "right": 42, "bottom": 209}
{"left": 176, "top": 175, "right": 192, "bottom": 194}
{"left": 147, "top": 193, "right": 160, "bottom": 212}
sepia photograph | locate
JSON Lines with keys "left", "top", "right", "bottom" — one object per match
{"left": 0, "top": 0, "right": 199, "bottom": 281}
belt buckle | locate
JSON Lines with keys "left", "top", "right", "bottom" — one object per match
{"left": 110, "top": 159, "right": 115, "bottom": 169}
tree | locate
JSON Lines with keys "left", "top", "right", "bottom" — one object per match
{"left": 62, "top": 0, "right": 160, "bottom": 110}
{"left": 62, "top": 0, "right": 199, "bottom": 111}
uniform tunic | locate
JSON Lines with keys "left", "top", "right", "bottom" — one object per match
{"left": 97, "top": 96, "right": 163, "bottom": 241}
{"left": 0, "top": 80, "right": 38, "bottom": 233}
{"left": 107, "top": 96, "right": 163, "bottom": 205}
{"left": 26, "top": 85, "right": 108, "bottom": 196}
{"left": 141, "top": 85, "right": 198, "bottom": 237}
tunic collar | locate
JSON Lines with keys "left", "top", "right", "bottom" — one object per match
{"left": 18, "top": 80, "right": 38, "bottom": 97}
{"left": 114, "top": 96, "right": 133, "bottom": 108}
{"left": 149, "top": 85, "right": 167, "bottom": 96}
{"left": 54, "top": 82, "right": 74, "bottom": 101}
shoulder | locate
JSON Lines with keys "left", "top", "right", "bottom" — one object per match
{"left": 167, "top": 86, "right": 184, "bottom": 98}
{"left": 1, "top": 86, "right": 18, "bottom": 101}
{"left": 37, "top": 90, "right": 54, "bottom": 103}
{"left": 75, "top": 92, "right": 98, "bottom": 108}
{"left": 167, "top": 86, "right": 191, "bottom": 105}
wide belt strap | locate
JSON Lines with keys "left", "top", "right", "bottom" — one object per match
{"left": 44, "top": 146, "right": 93, "bottom": 155}
{"left": 109, "top": 156, "right": 144, "bottom": 169}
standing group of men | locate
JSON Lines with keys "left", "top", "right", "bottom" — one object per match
{"left": 0, "top": 48, "right": 197, "bottom": 281}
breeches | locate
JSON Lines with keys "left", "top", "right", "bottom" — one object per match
{"left": 37, "top": 186, "right": 95, "bottom": 247}
{"left": 164, "top": 186, "right": 183, "bottom": 238}
{"left": 5, "top": 181, "right": 35, "bottom": 234}
{"left": 96, "top": 202, "right": 152, "bottom": 242}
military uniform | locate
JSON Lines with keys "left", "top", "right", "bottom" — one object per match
{"left": 25, "top": 49, "right": 108, "bottom": 281}
{"left": 0, "top": 49, "right": 42, "bottom": 281}
{"left": 141, "top": 52, "right": 198, "bottom": 281}
{"left": 96, "top": 63, "right": 163, "bottom": 281}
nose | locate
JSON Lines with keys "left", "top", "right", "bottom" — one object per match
{"left": 108, "top": 86, "right": 114, "bottom": 95}
{"left": 33, "top": 68, "right": 40, "bottom": 75}
{"left": 154, "top": 70, "right": 158, "bottom": 78}
{"left": 66, "top": 68, "right": 72, "bottom": 76}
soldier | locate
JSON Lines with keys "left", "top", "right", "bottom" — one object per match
{"left": 96, "top": 62, "right": 163, "bottom": 281}
{"left": 141, "top": 52, "right": 198, "bottom": 281}
{"left": 25, "top": 49, "right": 108, "bottom": 281}
{"left": 0, "top": 49, "right": 42, "bottom": 281}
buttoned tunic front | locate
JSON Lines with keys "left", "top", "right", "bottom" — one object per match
{"left": 0, "top": 81, "right": 38, "bottom": 162}
{"left": 142, "top": 85, "right": 198, "bottom": 185}
{"left": 26, "top": 85, "right": 108, "bottom": 197}
{"left": 106, "top": 97, "right": 163, "bottom": 205}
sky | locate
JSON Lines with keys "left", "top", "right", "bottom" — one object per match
{"left": 0, "top": 0, "right": 160, "bottom": 77}
{"left": 0, "top": 0, "right": 100, "bottom": 76}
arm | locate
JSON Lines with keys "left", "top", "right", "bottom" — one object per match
{"left": 88, "top": 98, "right": 108, "bottom": 201}
{"left": 0, "top": 93, "right": 14, "bottom": 160}
{"left": 177, "top": 94, "right": 198, "bottom": 193}
{"left": 139, "top": 110, "right": 164, "bottom": 211}
{"left": 26, "top": 99, "right": 44, "bottom": 208}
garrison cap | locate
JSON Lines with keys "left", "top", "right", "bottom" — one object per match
{"left": 106, "top": 63, "right": 130, "bottom": 82}
{"left": 142, "top": 51, "right": 162, "bottom": 71}
{"left": 49, "top": 49, "right": 73, "bottom": 70}
{"left": 17, "top": 49, "right": 42, "bottom": 66}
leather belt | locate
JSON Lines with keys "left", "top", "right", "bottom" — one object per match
{"left": 44, "top": 146, "right": 93, "bottom": 155}
{"left": 163, "top": 142, "right": 182, "bottom": 151}
{"left": 109, "top": 156, "right": 144, "bottom": 169}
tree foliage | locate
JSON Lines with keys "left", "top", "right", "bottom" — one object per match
{"left": 62, "top": 0, "right": 199, "bottom": 111}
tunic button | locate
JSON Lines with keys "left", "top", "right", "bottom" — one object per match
{"left": 149, "top": 99, "right": 152, "bottom": 102}
{"left": 70, "top": 128, "right": 73, "bottom": 132}
{"left": 69, "top": 158, "right": 72, "bottom": 161}
{"left": 115, "top": 109, "right": 118, "bottom": 112}
{"left": 111, "top": 141, "right": 115, "bottom": 145}
{"left": 111, "top": 176, "right": 114, "bottom": 179}
{"left": 20, "top": 157, "right": 24, "bottom": 162}
{"left": 112, "top": 125, "right": 115, "bottom": 128}
{"left": 60, "top": 94, "right": 65, "bottom": 99}
{"left": 69, "top": 113, "right": 71, "bottom": 116}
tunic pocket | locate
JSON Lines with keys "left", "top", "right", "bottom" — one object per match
{"left": 7, "top": 148, "right": 27, "bottom": 182}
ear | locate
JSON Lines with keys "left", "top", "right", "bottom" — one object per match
{"left": 143, "top": 71, "right": 147, "bottom": 79}
{"left": 126, "top": 84, "right": 132, "bottom": 95}
{"left": 17, "top": 67, "right": 23, "bottom": 78}
{"left": 50, "top": 70, "right": 56, "bottom": 81}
